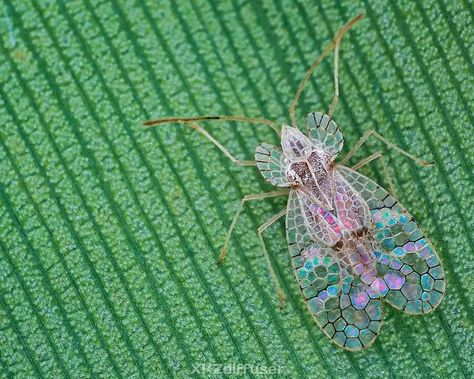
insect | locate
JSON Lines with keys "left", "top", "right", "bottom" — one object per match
{"left": 144, "top": 13, "right": 445, "bottom": 351}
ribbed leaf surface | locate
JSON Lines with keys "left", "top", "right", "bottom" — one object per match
{"left": 0, "top": 1, "right": 472, "bottom": 378}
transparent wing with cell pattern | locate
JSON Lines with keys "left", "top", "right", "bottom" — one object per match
{"left": 306, "top": 112, "right": 344, "bottom": 156}
{"left": 338, "top": 165, "right": 446, "bottom": 314}
{"left": 286, "top": 189, "right": 382, "bottom": 351}
{"left": 255, "top": 143, "right": 289, "bottom": 187}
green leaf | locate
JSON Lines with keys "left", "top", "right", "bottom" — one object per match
{"left": 0, "top": 0, "right": 472, "bottom": 378}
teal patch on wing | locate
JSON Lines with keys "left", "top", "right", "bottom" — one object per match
{"left": 255, "top": 143, "right": 289, "bottom": 187}
{"left": 339, "top": 166, "right": 445, "bottom": 314}
{"left": 306, "top": 112, "right": 344, "bottom": 156}
{"left": 372, "top": 210, "right": 445, "bottom": 314}
{"left": 296, "top": 246, "right": 382, "bottom": 351}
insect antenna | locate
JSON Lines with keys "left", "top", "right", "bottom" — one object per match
{"left": 143, "top": 115, "right": 280, "bottom": 135}
{"left": 289, "top": 13, "right": 365, "bottom": 127}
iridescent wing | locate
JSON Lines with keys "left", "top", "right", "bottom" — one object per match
{"left": 295, "top": 171, "right": 370, "bottom": 247}
{"left": 338, "top": 166, "right": 446, "bottom": 314}
{"left": 287, "top": 189, "right": 382, "bottom": 351}
{"left": 297, "top": 192, "right": 341, "bottom": 246}
{"left": 306, "top": 112, "right": 344, "bottom": 156}
{"left": 333, "top": 170, "right": 371, "bottom": 231}
{"left": 255, "top": 143, "right": 289, "bottom": 187}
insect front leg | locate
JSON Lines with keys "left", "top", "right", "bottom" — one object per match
{"left": 218, "top": 189, "right": 289, "bottom": 265}
{"left": 257, "top": 208, "right": 288, "bottom": 309}
{"left": 148, "top": 121, "right": 257, "bottom": 166}
{"left": 340, "top": 129, "right": 435, "bottom": 168}
{"left": 351, "top": 151, "right": 397, "bottom": 197}
{"left": 188, "top": 123, "right": 257, "bottom": 166}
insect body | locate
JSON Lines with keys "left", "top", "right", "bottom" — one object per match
{"left": 256, "top": 113, "right": 445, "bottom": 350}
{"left": 144, "top": 13, "right": 445, "bottom": 351}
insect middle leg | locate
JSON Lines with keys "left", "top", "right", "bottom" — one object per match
{"left": 288, "top": 13, "right": 364, "bottom": 127}
{"left": 218, "top": 189, "right": 289, "bottom": 265}
{"left": 340, "top": 129, "right": 435, "bottom": 167}
{"left": 351, "top": 151, "right": 397, "bottom": 196}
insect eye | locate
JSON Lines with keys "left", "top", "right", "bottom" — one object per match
{"left": 287, "top": 169, "right": 297, "bottom": 182}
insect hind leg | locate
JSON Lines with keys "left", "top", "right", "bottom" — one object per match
{"left": 257, "top": 208, "right": 288, "bottom": 309}
{"left": 218, "top": 190, "right": 289, "bottom": 265}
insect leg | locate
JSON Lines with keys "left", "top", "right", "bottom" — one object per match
{"left": 351, "top": 151, "right": 397, "bottom": 196}
{"left": 327, "top": 35, "right": 344, "bottom": 118}
{"left": 288, "top": 13, "right": 364, "bottom": 127}
{"left": 350, "top": 151, "right": 382, "bottom": 171}
{"left": 143, "top": 115, "right": 280, "bottom": 135}
{"left": 148, "top": 121, "right": 257, "bottom": 166}
{"left": 257, "top": 208, "right": 288, "bottom": 309}
{"left": 340, "top": 129, "right": 435, "bottom": 167}
{"left": 218, "top": 189, "right": 289, "bottom": 265}
{"left": 190, "top": 123, "right": 257, "bottom": 166}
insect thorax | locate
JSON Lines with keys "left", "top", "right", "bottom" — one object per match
{"left": 286, "top": 149, "right": 334, "bottom": 208}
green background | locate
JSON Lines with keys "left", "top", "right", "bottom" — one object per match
{"left": 0, "top": 0, "right": 472, "bottom": 378}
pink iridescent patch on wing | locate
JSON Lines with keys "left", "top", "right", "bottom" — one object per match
{"left": 333, "top": 172, "right": 368, "bottom": 231}
{"left": 311, "top": 204, "right": 341, "bottom": 235}
{"left": 350, "top": 290, "right": 370, "bottom": 309}
{"left": 370, "top": 278, "right": 389, "bottom": 296}
{"left": 384, "top": 271, "right": 406, "bottom": 290}
{"left": 301, "top": 196, "right": 341, "bottom": 245}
